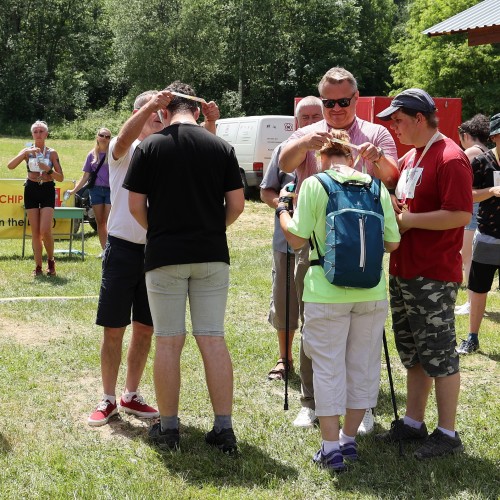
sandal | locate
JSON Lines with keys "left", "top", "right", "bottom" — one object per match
{"left": 267, "top": 358, "right": 294, "bottom": 381}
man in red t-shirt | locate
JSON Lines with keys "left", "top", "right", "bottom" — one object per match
{"left": 375, "top": 89, "right": 472, "bottom": 460}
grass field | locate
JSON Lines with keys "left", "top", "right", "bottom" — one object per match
{"left": 0, "top": 138, "right": 499, "bottom": 499}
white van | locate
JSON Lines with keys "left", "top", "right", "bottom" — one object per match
{"left": 216, "top": 115, "right": 295, "bottom": 198}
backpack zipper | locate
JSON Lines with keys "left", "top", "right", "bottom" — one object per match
{"left": 359, "top": 215, "right": 366, "bottom": 270}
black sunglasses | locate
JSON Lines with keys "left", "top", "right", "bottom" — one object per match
{"left": 321, "top": 93, "right": 356, "bottom": 109}
{"left": 98, "top": 133, "right": 111, "bottom": 139}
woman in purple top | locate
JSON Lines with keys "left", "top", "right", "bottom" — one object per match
{"left": 69, "top": 128, "right": 112, "bottom": 251}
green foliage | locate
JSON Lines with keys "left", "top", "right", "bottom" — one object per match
{"left": 390, "top": 0, "right": 500, "bottom": 118}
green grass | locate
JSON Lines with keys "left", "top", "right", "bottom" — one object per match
{"left": 0, "top": 142, "right": 499, "bottom": 498}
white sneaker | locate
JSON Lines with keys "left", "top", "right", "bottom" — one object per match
{"left": 357, "top": 408, "right": 374, "bottom": 435}
{"left": 455, "top": 302, "right": 470, "bottom": 315}
{"left": 293, "top": 407, "right": 317, "bottom": 428}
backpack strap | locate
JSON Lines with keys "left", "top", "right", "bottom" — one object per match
{"left": 310, "top": 173, "right": 334, "bottom": 267}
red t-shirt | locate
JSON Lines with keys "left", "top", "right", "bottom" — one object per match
{"left": 389, "top": 137, "right": 473, "bottom": 282}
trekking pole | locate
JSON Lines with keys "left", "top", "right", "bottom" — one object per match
{"left": 284, "top": 242, "right": 291, "bottom": 411}
{"left": 382, "top": 328, "right": 404, "bottom": 456}
{"left": 283, "top": 182, "right": 296, "bottom": 411}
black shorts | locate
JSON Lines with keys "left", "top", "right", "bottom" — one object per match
{"left": 468, "top": 260, "right": 500, "bottom": 293}
{"left": 24, "top": 180, "right": 55, "bottom": 209}
{"left": 96, "top": 235, "right": 153, "bottom": 328}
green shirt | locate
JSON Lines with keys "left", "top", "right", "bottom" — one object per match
{"left": 287, "top": 168, "right": 400, "bottom": 304}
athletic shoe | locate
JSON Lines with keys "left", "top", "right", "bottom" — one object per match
{"left": 312, "top": 448, "right": 346, "bottom": 472}
{"left": 148, "top": 422, "right": 180, "bottom": 450}
{"left": 357, "top": 408, "right": 374, "bottom": 435}
{"left": 33, "top": 266, "right": 43, "bottom": 277}
{"left": 340, "top": 441, "right": 358, "bottom": 461}
{"left": 46, "top": 259, "right": 56, "bottom": 276}
{"left": 119, "top": 394, "right": 159, "bottom": 418}
{"left": 454, "top": 302, "right": 470, "bottom": 315}
{"left": 88, "top": 400, "right": 118, "bottom": 427}
{"left": 456, "top": 339, "right": 479, "bottom": 354}
{"left": 377, "top": 419, "right": 428, "bottom": 443}
{"left": 293, "top": 407, "right": 318, "bottom": 428}
{"left": 205, "top": 427, "right": 238, "bottom": 454}
{"left": 414, "top": 429, "right": 464, "bottom": 460}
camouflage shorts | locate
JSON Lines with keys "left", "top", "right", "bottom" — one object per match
{"left": 389, "top": 275, "right": 459, "bottom": 377}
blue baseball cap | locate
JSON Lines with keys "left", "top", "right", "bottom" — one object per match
{"left": 377, "top": 88, "right": 437, "bottom": 121}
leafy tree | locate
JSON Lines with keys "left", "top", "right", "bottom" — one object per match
{"left": 390, "top": 0, "right": 500, "bottom": 118}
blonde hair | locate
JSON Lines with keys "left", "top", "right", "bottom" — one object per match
{"left": 30, "top": 120, "right": 48, "bottom": 133}
{"left": 320, "top": 130, "right": 352, "bottom": 158}
{"left": 92, "top": 128, "right": 111, "bottom": 163}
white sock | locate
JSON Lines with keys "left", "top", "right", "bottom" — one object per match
{"left": 339, "top": 429, "right": 356, "bottom": 446}
{"left": 103, "top": 394, "right": 116, "bottom": 405}
{"left": 403, "top": 415, "right": 423, "bottom": 429}
{"left": 321, "top": 440, "right": 340, "bottom": 454}
{"left": 438, "top": 426, "right": 456, "bottom": 438}
{"left": 121, "top": 391, "right": 137, "bottom": 403}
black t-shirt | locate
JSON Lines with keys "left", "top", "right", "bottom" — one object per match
{"left": 123, "top": 123, "right": 242, "bottom": 272}
{"left": 471, "top": 150, "right": 500, "bottom": 238}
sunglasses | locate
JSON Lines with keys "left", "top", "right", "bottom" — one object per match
{"left": 98, "top": 133, "right": 111, "bottom": 139}
{"left": 321, "top": 93, "right": 356, "bottom": 109}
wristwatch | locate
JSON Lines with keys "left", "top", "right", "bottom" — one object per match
{"left": 47, "top": 168, "right": 54, "bottom": 175}
{"left": 275, "top": 203, "right": 289, "bottom": 218}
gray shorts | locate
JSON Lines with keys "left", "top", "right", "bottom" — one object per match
{"left": 146, "top": 262, "right": 229, "bottom": 337}
{"left": 389, "top": 275, "right": 459, "bottom": 378}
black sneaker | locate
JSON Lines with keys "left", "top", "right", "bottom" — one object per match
{"left": 148, "top": 422, "right": 180, "bottom": 450}
{"left": 414, "top": 428, "right": 464, "bottom": 460}
{"left": 377, "top": 419, "right": 428, "bottom": 443}
{"left": 205, "top": 427, "right": 238, "bottom": 455}
{"left": 456, "top": 339, "right": 479, "bottom": 354}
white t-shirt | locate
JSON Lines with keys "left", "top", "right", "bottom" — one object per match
{"left": 107, "top": 137, "right": 147, "bottom": 244}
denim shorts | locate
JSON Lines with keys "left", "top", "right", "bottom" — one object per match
{"left": 89, "top": 185, "right": 111, "bottom": 206}
{"left": 146, "top": 262, "right": 229, "bottom": 337}
{"left": 465, "top": 202, "right": 478, "bottom": 231}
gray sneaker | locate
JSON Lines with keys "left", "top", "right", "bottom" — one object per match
{"left": 148, "top": 422, "right": 180, "bottom": 450}
{"left": 414, "top": 428, "right": 464, "bottom": 460}
{"left": 377, "top": 419, "right": 428, "bottom": 443}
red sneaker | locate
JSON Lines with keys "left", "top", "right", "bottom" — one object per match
{"left": 47, "top": 259, "right": 56, "bottom": 276}
{"left": 88, "top": 400, "right": 118, "bottom": 427}
{"left": 119, "top": 394, "right": 159, "bottom": 418}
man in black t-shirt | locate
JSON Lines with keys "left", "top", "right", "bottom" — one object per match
{"left": 124, "top": 81, "right": 244, "bottom": 453}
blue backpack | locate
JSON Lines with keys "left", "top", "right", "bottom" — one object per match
{"left": 310, "top": 172, "right": 385, "bottom": 289}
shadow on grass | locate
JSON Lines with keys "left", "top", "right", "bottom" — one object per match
{"left": 141, "top": 423, "right": 298, "bottom": 488}
{"left": 0, "top": 433, "right": 12, "bottom": 454}
{"left": 336, "top": 435, "right": 500, "bottom": 498}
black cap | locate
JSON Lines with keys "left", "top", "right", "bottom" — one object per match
{"left": 490, "top": 113, "right": 500, "bottom": 136}
{"left": 377, "top": 88, "right": 437, "bottom": 121}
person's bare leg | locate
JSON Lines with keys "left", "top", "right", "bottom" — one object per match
{"left": 27, "top": 208, "right": 43, "bottom": 267}
{"left": 124, "top": 321, "right": 153, "bottom": 393}
{"left": 196, "top": 336, "right": 233, "bottom": 415}
{"left": 405, "top": 363, "right": 433, "bottom": 422}
{"left": 40, "top": 207, "right": 55, "bottom": 259}
{"left": 343, "top": 408, "right": 366, "bottom": 437}
{"left": 435, "top": 372, "right": 460, "bottom": 431}
{"left": 101, "top": 326, "right": 126, "bottom": 396}
{"left": 93, "top": 203, "right": 110, "bottom": 250}
{"left": 469, "top": 291, "right": 488, "bottom": 336}
{"left": 318, "top": 415, "right": 340, "bottom": 441}
{"left": 153, "top": 335, "right": 185, "bottom": 416}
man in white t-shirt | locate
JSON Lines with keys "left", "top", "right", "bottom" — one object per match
{"left": 88, "top": 89, "right": 220, "bottom": 426}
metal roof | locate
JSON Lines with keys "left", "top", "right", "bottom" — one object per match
{"left": 422, "top": 0, "right": 500, "bottom": 36}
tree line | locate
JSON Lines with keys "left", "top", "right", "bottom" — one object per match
{"left": 0, "top": 0, "right": 498, "bottom": 137}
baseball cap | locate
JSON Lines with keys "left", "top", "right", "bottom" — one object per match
{"left": 376, "top": 88, "right": 437, "bottom": 121}
{"left": 490, "top": 113, "right": 500, "bottom": 136}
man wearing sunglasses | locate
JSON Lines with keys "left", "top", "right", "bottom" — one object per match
{"left": 280, "top": 67, "right": 399, "bottom": 192}
{"left": 279, "top": 67, "right": 399, "bottom": 431}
